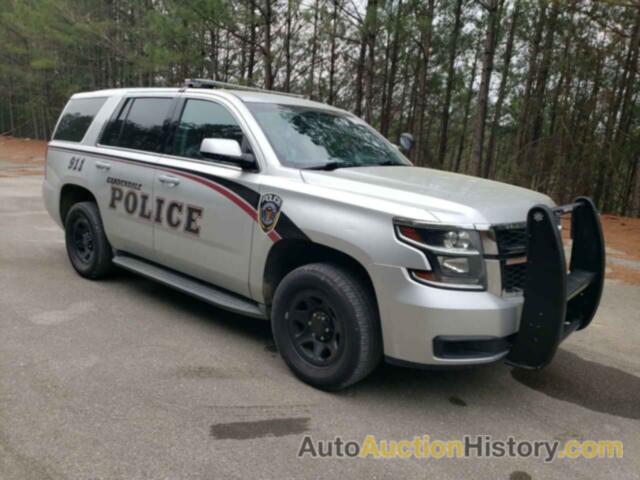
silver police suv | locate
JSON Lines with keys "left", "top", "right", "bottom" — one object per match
{"left": 43, "top": 79, "right": 605, "bottom": 390}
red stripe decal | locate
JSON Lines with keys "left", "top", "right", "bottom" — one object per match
{"left": 158, "top": 166, "right": 281, "bottom": 243}
{"left": 268, "top": 230, "right": 281, "bottom": 242}
{"left": 164, "top": 168, "right": 258, "bottom": 220}
{"left": 57, "top": 152, "right": 281, "bottom": 243}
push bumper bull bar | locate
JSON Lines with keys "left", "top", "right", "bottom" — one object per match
{"left": 505, "top": 197, "right": 605, "bottom": 369}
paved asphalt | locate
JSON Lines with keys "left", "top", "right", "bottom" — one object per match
{"left": 1, "top": 176, "right": 639, "bottom": 480}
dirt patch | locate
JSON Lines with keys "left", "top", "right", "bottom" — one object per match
{"left": 563, "top": 214, "right": 640, "bottom": 284}
{"left": 600, "top": 214, "right": 640, "bottom": 263}
{"left": 210, "top": 417, "right": 310, "bottom": 440}
{"left": 0, "top": 135, "right": 47, "bottom": 177}
{"left": 607, "top": 263, "right": 640, "bottom": 285}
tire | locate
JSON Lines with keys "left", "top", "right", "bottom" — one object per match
{"left": 64, "top": 201, "right": 113, "bottom": 279}
{"left": 271, "top": 263, "right": 382, "bottom": 390}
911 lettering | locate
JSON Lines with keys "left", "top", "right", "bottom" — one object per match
{"left": 68, "top": 156, "right": 85, "bottom": 171}
{"left": 109, "top": 185, "right": 203, "bottom": 236}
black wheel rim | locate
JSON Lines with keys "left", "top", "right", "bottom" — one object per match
{"left": 71, "top": 216, "right": 95, "bottom": 265}
{"left": 286, "top": 289, "right": 344, "bottom": 367}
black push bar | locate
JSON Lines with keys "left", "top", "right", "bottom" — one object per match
{"left": 505, "top": 197, "right": 605, "bottom": 369}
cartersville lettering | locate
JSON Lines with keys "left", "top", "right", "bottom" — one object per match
{"left": 109, "top": 185, "right": 203, "bottom": 236}
{"left": 107, "top": 176, "right": 142, "bottom": 191}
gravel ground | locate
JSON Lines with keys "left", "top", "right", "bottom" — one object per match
{"left": 1, "top": 175, "right": 639, "bottom": 480}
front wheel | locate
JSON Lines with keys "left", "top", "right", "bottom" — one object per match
{"left": 271, "top": 263, "right": 382, "bottom": 390}
{"left": 64, "top": 201, "right": 113, "bottom": 279}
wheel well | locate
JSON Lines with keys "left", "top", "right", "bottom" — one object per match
{"left": 263, "top": 240, "right": 378, "bottom": 309}
{"left": 60, "top": 184, "right": 97, "bottom": 223}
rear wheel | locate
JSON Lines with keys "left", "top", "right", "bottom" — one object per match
{"left": 271, "top": 263, "right": 381, "bottom": 390}
{"left": 64, "top": 201, "right": 113, "bottom": 279}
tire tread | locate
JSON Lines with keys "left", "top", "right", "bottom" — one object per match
{"left": 272, "top": 262, "right": 382, "bottom": 389}
{"left": 65, "top": 201, "right": 113, "bottom": 279}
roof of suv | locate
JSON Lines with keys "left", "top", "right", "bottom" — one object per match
{"left": 72, "top": 87, "right": 346, "bottom": 114}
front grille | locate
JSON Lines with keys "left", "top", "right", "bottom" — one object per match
{"left": 502, "top": 262, "right": 527, "bottom": 292}
{"left": 493, "top": 224, "right": 528, "bottom": 293}
{"left": 494, "top": 225, "right": 527, "bottom": 255}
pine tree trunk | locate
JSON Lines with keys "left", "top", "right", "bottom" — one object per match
{"left": 379, "top": 0, "right": 402, "bottom": 136}
{"left": 516, "top": 0, "right": 547, "bottom": 159}
{"left": 328, "top": 1, "right": 338, "bottom": 105}
{"left": 364, "top": 0, "right": 378, "bottom": 123}
{"left": 308, "top": 0, "right": 320, "bottom": 97}
{"left": 631, "top": 154, "right": 640, "bottom": 216}
{"left": 411, "top": 0, "right": 435, "bottom": 166}
{"left": 436, "top": 0, "right": 463, "bottom": 168}
{"left": 454, "top": 46, "right": 480, "bottom": 173}
{"left": 469, "top": 0, "right": 499, "bottom": 177}
{"left": 354, "top": 41, "right": 367, "bottom": 116}
{"left": 284, "top": 0, "right": 293, "bottom": 92}
{"left": 263, "top": 0, "right": 274, "bottom": 89}
{"left": 247, "top": 0, "right": 257, "bottom": 85}
{"left": 484, "top": 0, "right": 520, "bottom": 179}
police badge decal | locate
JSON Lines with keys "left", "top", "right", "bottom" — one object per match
{"left": 258, "top": 193, "right": 283, "bottom": 233}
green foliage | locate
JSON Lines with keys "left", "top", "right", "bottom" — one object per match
{"left": 0, "top": 0, "right": 638, "bottom": 214}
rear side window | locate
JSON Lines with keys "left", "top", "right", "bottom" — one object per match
{"left": 100, "top": 97, "right": 173, "bottom": 153}
{"left": 53, "top": 97, "right": 106, "bottom": 142}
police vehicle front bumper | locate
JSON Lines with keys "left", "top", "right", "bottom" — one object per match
{"left": 375, "top": 197, "right": 605, "bottom": 369}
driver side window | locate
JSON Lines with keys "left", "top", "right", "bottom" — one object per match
{"left": 171, "top": 99, "right": 245, "bottom": 160}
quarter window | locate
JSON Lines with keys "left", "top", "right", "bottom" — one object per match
{"left": 171, "top": 99, "right": 244, "bottom": 160}
{"left": 100, "top": 97, "right": 173, "bottom": 153}
{"left": 53, "top": 97, "right": 107, "bottom": 142}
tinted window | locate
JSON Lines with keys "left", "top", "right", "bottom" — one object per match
{"left": 101, "top": 97, "right": 172, "bottom": 153}
{"left": 171, "top": 99, "right": 244, "bottom": 160}
{"left": 100, "top": 98, "right": 131, "bottom": 146}
{"left": 53, "top": 97, "right": 106, "bottom": 142}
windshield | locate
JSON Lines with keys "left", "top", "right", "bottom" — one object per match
{"left": 245, "top": 102, "right": 410, "bottom": 169}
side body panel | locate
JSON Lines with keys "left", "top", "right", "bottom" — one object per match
{"left": 46, "top": 145, "right": 158, "bottom": 261}
{"left": 248, "top": 173, "right": 524, "bottom": 365}
{"left": 151, "top": 92, "right": 276, "bottom": 298}
{"left": 152, "top": 157, "right": 260, "bottom": 298}
{"left": 93, "top": 150, "right": 157, "bottom": 260}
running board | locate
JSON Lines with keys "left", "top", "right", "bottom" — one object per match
{"left": 112, "top": 254, "right": 267, "bottom": 319}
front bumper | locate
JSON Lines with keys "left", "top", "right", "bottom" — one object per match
{"left": 375, "top": 197, "right": 605, "bottom": 368}
{"left": 373, "top": 265, "right": 524, "bottom": 366}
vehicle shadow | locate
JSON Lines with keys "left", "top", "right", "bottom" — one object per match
{"left": 114, "top": 270, "right": 639, "bottom": 420}
{"left": 510, "top": 349, "right": 640, "bottom": 420}
{"left": 350, "top": 348, "right": 640, "bottom": 421}
{"left": 113, "top": 269, "right": 274, "bottom": 343}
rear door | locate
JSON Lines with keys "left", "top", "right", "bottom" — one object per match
{"left": 152, "top": 95, "right": 261, "bottom": 297}
{"left": 94, "top": 95, "right": 175, "bottom": 260}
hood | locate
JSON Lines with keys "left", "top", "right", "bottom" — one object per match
{"left": 300, "top": 166, "right": 554, "bottom": 225}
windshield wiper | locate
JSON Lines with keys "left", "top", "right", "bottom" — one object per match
{"left": 303, "top": 160, "right": 401, "bottom": 171}
{"left": 375, "top": 160, "right": 399, "bottom": 166}
{"left": 303, "top": 161, "right": 357, "bottom": 171}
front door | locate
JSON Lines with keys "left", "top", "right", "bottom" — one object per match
{"left": 153, "top": 97, "right": 260, "bottom": 297}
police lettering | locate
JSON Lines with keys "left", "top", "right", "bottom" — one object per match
{"left": 109, "top": 186, "right": 203, "bottom": 236}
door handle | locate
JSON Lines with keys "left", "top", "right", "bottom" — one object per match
{"left": 158, "top": 175, "right": 180, "bottom": 187}
{"left": 95, "top": 161, "right": 111, "bottom": 171}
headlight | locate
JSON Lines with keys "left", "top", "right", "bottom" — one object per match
{"left": 395, "top": 222, "right": 486, "bottom": 290}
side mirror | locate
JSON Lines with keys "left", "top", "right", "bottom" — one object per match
{"left": 399, "top": 133, "right": 414, "bottom": 153}
{"left": 200, "top": 138, "right": 256, "bottom": 169}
